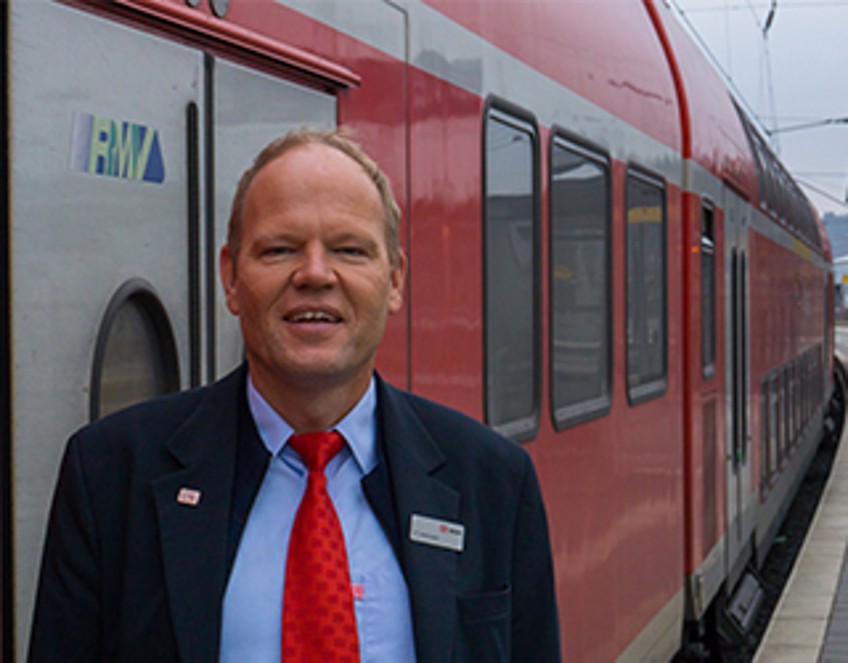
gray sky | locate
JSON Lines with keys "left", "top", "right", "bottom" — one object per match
{"left": 670, "top": 0, "right": 848, "bottom": 217}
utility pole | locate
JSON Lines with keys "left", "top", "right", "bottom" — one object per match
{"left": 762, "top": 1, "right": 780, "bottom": 152}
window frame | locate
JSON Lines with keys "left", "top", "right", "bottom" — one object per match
{"left": 760, "top": 376, "right": 772, "bottom": 493}
{"left": 624, "top": 166, "right": 668, "bottom": 405}
{"left": 482, "top": 98, "right": 541, "bottom": 443}
{"left": 700, "top": 200, "right": 717, "bottom": 380}
{"left": 548, "top": 130, "right": 613, "bottom": 429}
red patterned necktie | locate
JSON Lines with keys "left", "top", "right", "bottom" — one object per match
{"left": 283, "top": 431, "right": 360, "bottom": 663}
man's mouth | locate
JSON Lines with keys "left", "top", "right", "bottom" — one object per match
{"left": 284, "top": 309, "right": 343, "bottom": 324}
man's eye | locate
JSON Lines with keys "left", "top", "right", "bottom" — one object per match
{"left": 337, "top": 246, "right": 367, "bottom": 257}
{"left": 266, "top": 246, "right": 295, "bottom": 256}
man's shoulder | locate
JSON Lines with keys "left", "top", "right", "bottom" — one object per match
{"left": 382, "top": 383, "right": 490, "bottom": 434}
{"left": 377, "top": 378, "right": 527, "bottom": 463}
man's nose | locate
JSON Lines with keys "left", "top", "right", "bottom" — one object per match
{"left": 291, "top": 244, "right": 336, "bottom": 288}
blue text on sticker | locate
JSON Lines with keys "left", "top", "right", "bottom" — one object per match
{"left": 70, "top": 111, "right": 165, "bottom": 184}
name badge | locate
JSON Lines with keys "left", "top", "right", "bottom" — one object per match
{"left": 410, "top": 514, "right": 465, "bottom": 552}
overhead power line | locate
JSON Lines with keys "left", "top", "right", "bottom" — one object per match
{"left": 684, "top": 2, "right": 848, "bottom": 11}
{"left": 667, "top": 0, "right": 764, "bottom": 127}
{"left": 668, "top": 0, "right": 776, "bottom": 137}
{"left": 796, "top": 179, "right": 848, "bottom": 210}
{"left": 767, "top": 117, "right": 848, "bottom": 135}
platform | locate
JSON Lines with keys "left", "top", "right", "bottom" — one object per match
{"left": 754, "top": 422, "right": 848, "bottom": 662}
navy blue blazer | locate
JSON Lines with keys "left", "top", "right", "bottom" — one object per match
{"left": 28, "top": 366, "right": 560, "bottom": 662}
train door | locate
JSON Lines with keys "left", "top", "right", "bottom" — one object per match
{"left": 724, "top": 189, "right": 753, "bottom": 578}
{"left": 211, "top": 60, "right": 336, "bottom": 379}
{"left": 10, "top": 1, "right": 203, "bottom": 654}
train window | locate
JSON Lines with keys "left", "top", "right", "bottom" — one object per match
{"left": 549, "top": 135, "right": 611, "bottom": 427}
{"left": 701, "top": 204, "right": 716, "bottom": 379}
{"left": 483, "top": 103, "right": 540, "bottom": 441}
{"left": 760, "top": 378, "right": 770, "bottom": 493}
{"left": 796, "top": 357, "right": 803, "bottom": 433}
{"left": 90, "top": 280, "right": 180, "bottom": 420}
{"left": 791, "top": 360, "right": 799, "bottom": 442}
{"left": 777, "top": 365, "right": 791, "bottom": 466}
{"left": 769, "top": 373, "right": 779, "bottom": 477}
{"left": 625, "top": 169, "right": 667, "bottom": 404}
{"left": 812, "top": 348, "right": 819, "bottom": 415}
{"left": 734, "top": 101, "right": 822, "bottom": 251}
{"left": 803, "top": 351, "right": 811, "bottom": 425}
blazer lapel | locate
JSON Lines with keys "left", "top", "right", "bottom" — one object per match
{"left": 150, "top": 368, "right": 245, "bottom": 663}
{"left": 375, "top": 378, "right": 460, "bottom": 663}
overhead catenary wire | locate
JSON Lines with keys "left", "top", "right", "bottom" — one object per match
{"left": 682, "top": 2, "right": 848, "bottom": 10}
{"left": 667, "top": 0, "right": 764, "bottom": 129}
{"left": 796, "top": 178, "right": 848, "bottom": 210}
{"left": 670, "top": 0, "right": 848, "bottom": 215}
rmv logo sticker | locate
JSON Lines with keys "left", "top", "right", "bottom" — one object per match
{"left": 70, "top": 112, "right": 166, "bottom": 184}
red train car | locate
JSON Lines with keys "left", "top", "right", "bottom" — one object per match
{"left": 3, "top": 0, "right": 839, "bottom": 660}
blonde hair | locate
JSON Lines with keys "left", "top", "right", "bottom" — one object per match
{"left": 227, "top": 129, "right": 401, "bottom": 265}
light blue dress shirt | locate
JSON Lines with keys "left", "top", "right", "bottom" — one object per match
{"left": 220, "top": 377, "right": 417, "bottom": 662}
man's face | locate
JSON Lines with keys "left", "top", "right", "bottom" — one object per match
{"left": 220, "top": 143, "right": 405, "bottom": 398}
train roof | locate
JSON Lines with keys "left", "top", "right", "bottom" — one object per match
{"left": 421, "top": 0, "right": 683, "bottom": 153}
{"left": 654, "top": 0, "right": 827, "bottom": 255}
{"left": 652, "top": 0, "right": 759, "bottom": 193}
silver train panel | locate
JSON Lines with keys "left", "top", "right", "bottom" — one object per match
{"left": 9, "top": 1, "right": 337, "bottom": 656}
{"left": 11, "top": 1, "right": 202, "bottom": 653}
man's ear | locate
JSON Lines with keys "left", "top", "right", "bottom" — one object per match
{"left": 220, "top": 244, "right": 240, "bottom": 316}
{"left": 387, "top": 250, "right": 407, "bottom": 315}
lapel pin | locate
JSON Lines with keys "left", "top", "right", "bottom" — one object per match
{"left": 176, "top": 487, "right": 202, "bottom": 507}
{"left": 410, "top": 514, "right": 465, "bottom": 552}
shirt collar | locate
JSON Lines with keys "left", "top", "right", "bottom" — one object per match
{"left": 246, "top": 375, "right": 379, "bottom": 475}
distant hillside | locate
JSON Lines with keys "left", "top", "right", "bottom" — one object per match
{"left": 824, "top": 213, "right": 848, "bottom": 260}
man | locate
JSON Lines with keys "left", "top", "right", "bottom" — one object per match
{"left": 28, "top": 130, "right": 561, "bottom": 662}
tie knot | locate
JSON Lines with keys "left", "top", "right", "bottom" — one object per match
{"left": 288, "top": 431, "right": 345, "bottom": 473}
